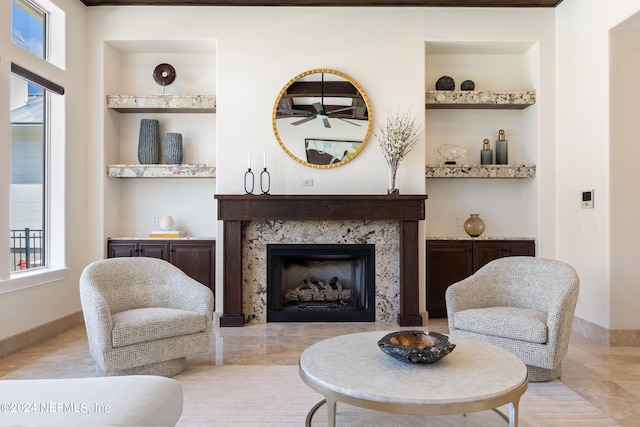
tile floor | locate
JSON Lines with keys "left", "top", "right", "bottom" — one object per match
{"left": 0, "top": 318, "right": 639, "bottom": 426}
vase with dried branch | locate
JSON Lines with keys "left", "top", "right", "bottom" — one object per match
{"left": 375, "top": 110, "right": 421, "bottom": 195}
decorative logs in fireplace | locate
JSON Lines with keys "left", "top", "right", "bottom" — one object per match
{"left": 284, "top": 277, "right": 352, "bottom": 303}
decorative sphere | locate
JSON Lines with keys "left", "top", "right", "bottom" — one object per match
{"left": 461, "top": 80, "right": 475, "bottom": 91}
{"left": 435, "top": 76, "right": 455, "bottom": 91}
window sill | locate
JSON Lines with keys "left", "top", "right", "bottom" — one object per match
{"left": 0, "top": 267, "right": 69, "bottom": 295}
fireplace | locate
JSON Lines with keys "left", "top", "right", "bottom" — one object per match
{"left": 215, "top": 194, "right": 427, "bottom": 327}
{"left": 267, "top": 244, "right": 375, "bottom": 322}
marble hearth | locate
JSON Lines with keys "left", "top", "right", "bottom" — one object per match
{"left": 215, "top": 195, "right": 427, "bottom": 327}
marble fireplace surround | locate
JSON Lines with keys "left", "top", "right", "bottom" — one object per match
{"left": 215, "top": 194, "right": 427, "bottom": 327}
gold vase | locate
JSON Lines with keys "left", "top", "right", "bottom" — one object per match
{"left": 463, "top": 214, "right": 485, "bottom": 237}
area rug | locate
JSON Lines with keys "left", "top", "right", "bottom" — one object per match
{"left": 173, "top": 365, "right": 620, "bottom": 426}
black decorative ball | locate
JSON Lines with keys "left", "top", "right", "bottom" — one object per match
{"left": 435, "top": 76, "right": 455, "bottom": 91}
{"left": 461, "top": 80, "right": 475, "bottom": 91}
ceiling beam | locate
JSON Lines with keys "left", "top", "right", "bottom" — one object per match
{"left": 80, "top": 0, "right": 563, "bottom": 7}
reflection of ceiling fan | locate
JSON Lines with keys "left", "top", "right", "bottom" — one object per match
{"left": 277, "top": 73, "right": 360, "bottom": 128}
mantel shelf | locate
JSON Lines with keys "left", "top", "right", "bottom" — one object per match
{"left": 425, "top": 164, "right": 536, "bottom": 178}
{"left": 425, "top": 90, "right": 535, "bottom": 109}
{"left": 106, "top": 95, "right": 216, "bottom": 113}
{"left": 107, "top": 164, "right": 216, "bottom": 178}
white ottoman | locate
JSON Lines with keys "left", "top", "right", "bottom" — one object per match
{"left": 0, "top": 375, "right": 182, "bottom": 426}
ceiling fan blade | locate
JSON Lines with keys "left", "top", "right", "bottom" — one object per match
{"left": 291, "top": 116, "right": 316, "bottom": 126}
{"left": 338, "top": 118, "right": 362, "bottom": 127}
{"left": 327, "top": 106, "right": 356, "bottom": 115}
{"left": 322, "top": 117, "right": 331, "bottom": 128}
{"left": 278, "top": 108, "right": 312, "bottom": 115}
{"left": 312, "top": 102, "right": 324, "bottom": 113}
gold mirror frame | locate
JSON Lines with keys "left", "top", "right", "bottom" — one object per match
{"left": 272, "top": 69, "right": 373, "bottom": 169}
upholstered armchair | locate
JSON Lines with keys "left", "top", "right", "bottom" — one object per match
{"left": 445, "top": 256, "right": 579, "bottom": 382}
{"left": 80, "top": 257, "right": 214, "bottom": 377}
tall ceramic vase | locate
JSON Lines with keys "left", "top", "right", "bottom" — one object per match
{"left": 165, "top": 133, "right": 183, "bottom": 164}
{"left": 464, "top": 214, "right": 486, "bottom": 237}
{"left": 138, "top": 119, "right": 160, "bottom": 164}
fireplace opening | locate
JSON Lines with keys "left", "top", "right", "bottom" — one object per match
{"left": 267, "top": 244, "right": 375, "bottom": 322}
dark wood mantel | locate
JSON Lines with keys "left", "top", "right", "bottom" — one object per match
{"left": 215, "top": 194, "right": 428, "bottom": 326}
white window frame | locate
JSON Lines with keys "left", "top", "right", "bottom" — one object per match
{"left": 0, "top": 0, "right": 67, "bottom": 293}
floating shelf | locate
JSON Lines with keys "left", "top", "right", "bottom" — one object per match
{"left": 107, "top": 164, "right": 216, "bottom": 178}
{"left": 425, "top": 91, "right": 535, "bottom": 110}
{"left": 106, "top": 95, "right": 216, "bottom": 113}
{"left": 425, "top": 164, "right": 536, "bottom": 178}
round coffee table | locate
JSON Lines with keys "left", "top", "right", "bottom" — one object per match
{"left": 299, "top": 331, "right": 528, "bottom": 427}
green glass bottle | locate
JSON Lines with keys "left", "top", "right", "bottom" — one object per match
{"left": 496, "top": 129, "right": 508, "bottom": 165}
{"left": 480, "top": 138, "right": 493, "bottom": 164}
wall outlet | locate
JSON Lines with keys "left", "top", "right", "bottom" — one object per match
{"left": 151, "top": 215, "right": 159, "bottom": 226}
{"left": 302, "top": 179, "right": 313, "bottom": 186}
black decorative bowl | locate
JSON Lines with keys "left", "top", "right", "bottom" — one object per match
{"left": 377, "top": 331, "right": 456, "bottom": 364}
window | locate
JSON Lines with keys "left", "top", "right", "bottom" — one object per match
{"left": 3, "top": 0, "right": 65, "bottom": 284}
{"left": 10, "top": 75, "right": 46, "bottom": 272}
{"left": 12, "top": 0, "right": 46, "bottom": 59}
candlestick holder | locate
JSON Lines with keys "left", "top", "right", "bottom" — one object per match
{"left": 260, "top": 168, "right": 271, "bottom": 195}
{"left": 244, "top": 168, "right": 255, "bottom": 194}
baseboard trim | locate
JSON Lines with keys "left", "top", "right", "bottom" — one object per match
{"left": 0, "top": 311, "right": 84, "bottom": 359}
{"left": 573, "top": 315, "right": 640, "bottom": 346}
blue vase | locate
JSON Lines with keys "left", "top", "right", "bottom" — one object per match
{"left": 165, "top": 133, "right": 183, "bottom": 164}
{"left": 138, "top": 119, "right": 160, "bottom": 164}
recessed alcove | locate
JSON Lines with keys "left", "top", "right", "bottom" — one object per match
{"left": 424, "top": 40, "right": 539, "bottom": 239}
{"left": 103, "top": 39, "right": 217, "bottom": 239}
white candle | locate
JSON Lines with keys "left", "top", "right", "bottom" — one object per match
{"left": 248, "top": 153, "right": 251, "bottom": 169}
{"left": 263, "top": 153, "right": 267, "bottom": 169}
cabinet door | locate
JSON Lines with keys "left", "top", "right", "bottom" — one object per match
{"left": 426, "top": 241, "right": 473, "bottom": 318}
{"left": 474, "top": 240, "right": 535, "bottom": 272}
{"left": 137, "top": 242, "right": 170, "bottom": 260}
{"left": 170, "top": 242, "right": 215, "bottom": 292}
{"left": 108, "top": 241, "right": 138, "bottom": 258}
{"left": 473, "top": 242, "right": 504, "bottom": 272}
{"left": 504, "top": 240, "right": 535, "bottom": 257}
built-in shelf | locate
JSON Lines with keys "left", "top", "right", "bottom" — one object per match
{"left": 106, "top": 95, "right": 216, "bottom": 113}
{"left": 425, "top": 164, "right": 536, "bottom": 178}
{"left": 425, "top": 91, "right": 535, "bottom": 110}
{"left": 107, "top": 164, "right": 216, "bottom": 178}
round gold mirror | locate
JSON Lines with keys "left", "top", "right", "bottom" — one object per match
{"left": 272, "top": 69, "right": 372, "bottom": 168}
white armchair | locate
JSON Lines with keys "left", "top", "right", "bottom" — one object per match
{"left": 445, "top": 256, "right": 579, "bottom": 382}
{"left": 80, "top": 257, "right": 214, "bottom": 377}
